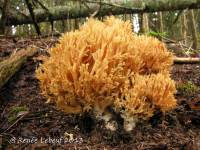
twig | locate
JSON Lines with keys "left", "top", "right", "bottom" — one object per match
{"left": 90, "top": 0, "right": 101, "bottom": 17}
{"left": 172, "top": 10, "right": 183, "bottom": 25}
{"left": 160, "top": 36, "right": 194, "bottom": 50}
{"left": 34, "top": 0, "right": 49, "bottom": 11}
{"left": 2, "top": 112, "right": 28, "bottom": 134}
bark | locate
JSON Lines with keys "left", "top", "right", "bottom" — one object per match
{"left": 181, "top": 10, "right": 188, "bottom": 45}
{"left": 61, "top": 20, "right": 66, "bottom": 32}
{"left": 0, "top": 47, "right": 37, "bottom": 89}
{"left": 158, "top": 12, "right": 164, "bottom": 41}
{"left": 187, "top": 10, "right": 198, "bottom": 49}
{"left": 140, "top": 13, "right": 149, "bottom": 34}
{"left": 74, "top": 19, "right": 79, "bottom": 29}
{"left": 174, "top": 57, "right": 200, "bottom": 64}
{"left": 25, "top": 0, "right": 41, "bottom": 35}
{"left": 0, "top": 0, "right": 10, "bottom": 34}
{"left": 4, "top": 0, "right": 200, "bottom": 26}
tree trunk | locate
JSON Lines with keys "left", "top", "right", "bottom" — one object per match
{"left": 187, "top": 10, "right": 198, "bottom": 49}
{"left": 0, "top": 0, "right": 10, "bottom": 34}
{"left": 140, "top": 13, "right": 149, "bottom": 34}
{"left": 74, "top": 19, "right": 79, "bottom": 29}
{"left": 181, "top": 10, "right": 188, "bottom": 45}
{"left": 0, "top": 47, "right": 37, "bottom": 89}
{"left": 4, "top": 0, "right": 200, "bottom": 26}
{"left": 25, "top": 0, "right": 41, "bottom": 35}
{"left": 158, "top": 12, "right": 164, "bottom": 41}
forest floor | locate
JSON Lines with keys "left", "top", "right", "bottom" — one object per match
{"left": 0, "top": 37, "right": 200, "bottom": 150}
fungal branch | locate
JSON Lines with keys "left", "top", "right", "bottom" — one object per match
{"left": 36, "top": 17, "right": 177, "bottom": 132}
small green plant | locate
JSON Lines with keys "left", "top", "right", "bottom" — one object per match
{"left": 177, "top": 81, "right": 199, "bottom": 96}
{"left": 182, "top": 49, "right": 193, "bottom": 56}
{"left": 182, "top": 49, "right": 200, "bottom": 57}
{"left": 148, "top": 30, "right": 167, "bottom": 38}
{"left": 8, "top": 106, "right": 28, "bottom": 123}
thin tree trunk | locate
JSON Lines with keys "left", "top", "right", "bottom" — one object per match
{"left": 158, "top": 12, "right": 164, "bottom": 41}
{"left": 187, "top": 10, "right": 198, "bottom": 49}
{"left": 140, "top": 13, "right": 149, "bottom": 34}
{"left": 0, "top": 0, "right": 10, "bottom": 34}
{"left": 182, "top": 10, "right": 188, "bottom": 45}
{"left": 61, "top": 20, "right": 66, "bottom": 32}
{"left": 25, "top": 0, "right": 41, "bottom": 35}
{"left": 74, "top": 19, "right": 79, "bottom": 29}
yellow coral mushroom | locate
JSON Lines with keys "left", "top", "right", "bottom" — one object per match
{"left": 36, "top": 16, "right": 176, "bottom": 131}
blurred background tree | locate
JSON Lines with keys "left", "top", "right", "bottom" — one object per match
{"left": 0, "top": 0, "right": 200, "bottom": 50}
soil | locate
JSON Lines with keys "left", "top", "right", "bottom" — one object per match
{"left": 0, "top": 37, "right": 200, "bottom": 150}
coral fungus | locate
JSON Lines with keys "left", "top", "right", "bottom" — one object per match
{"left": 36, "top": 16, "right": 176, "bottom": 131}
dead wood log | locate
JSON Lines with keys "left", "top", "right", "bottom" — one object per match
{"left": 0, "top": 47, "right": 37, "bottom": 89}
{"left": 174, "top": 57, "right": 200, "bottom": 64}
{"left": 4, "top": 0, "right": 200, "bottom": 26}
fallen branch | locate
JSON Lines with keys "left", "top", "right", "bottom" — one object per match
{"left": 5, "top": 0, "right": 200, "bottom": 26}
{"left": 0, "top": 47, "right": 38, "bottom": 89}
{"left": 174, "top": 57, "right": 200, "bottom": 64}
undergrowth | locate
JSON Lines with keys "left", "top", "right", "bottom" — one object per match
{"left": 177, "top": 81, "right": 199, "bottom": 96}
